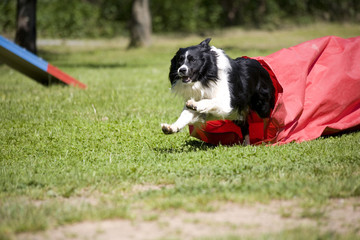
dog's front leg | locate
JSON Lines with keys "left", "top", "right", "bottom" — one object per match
{"left": 186, "top": 99, "right": 232, "bottom": 117}
{"left": 161, "top": 107, "right": 200, "bottom": 134}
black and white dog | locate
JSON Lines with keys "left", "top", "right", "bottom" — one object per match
{"left": 161, "top": 38, "right": 275, "bottom": 145}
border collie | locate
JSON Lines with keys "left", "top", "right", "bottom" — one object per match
{"left": 161, "top": 38, "right": 275, "bottom": 145}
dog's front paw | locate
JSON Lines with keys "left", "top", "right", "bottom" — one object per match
{"left": 161, "top": 123, "right": 179, "bottom": 134}
{"left": 186, "top": 99, "right": 197, "bottom": 111}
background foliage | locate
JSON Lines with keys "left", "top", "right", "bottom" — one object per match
{"left": 1, "top": 0, "right": 359, "bottom": 38}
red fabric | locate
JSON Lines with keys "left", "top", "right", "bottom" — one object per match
{"left": 190, "top": 36, "right": 360, "bottom": 145}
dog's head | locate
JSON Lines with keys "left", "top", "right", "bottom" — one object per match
{"left": 169, "top": 38, "right": 218, "bottom": 87}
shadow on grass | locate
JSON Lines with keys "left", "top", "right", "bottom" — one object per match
{"left": 56, "top": 63, "right": 127, "bottom": 69}
{"left": 37, "top": 49, "right": 129, "bottom": 69}
{"left": 321, "top": 129, "right": 360, "bottom": 139}
{"left": 38, "top": 48, "right": 121, "bottom": 59}
{"left": 154, "top": 140, "right": 216, "bottom": 154}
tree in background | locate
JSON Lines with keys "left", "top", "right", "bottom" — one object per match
{"left": 128, "top": 0, "right": 152, "bottom": 48}
{"left": 1, "top": 0, "right": 358, "bottom": 40}
{"left": 15, "top": 0, "right": 37, "bottom": 54}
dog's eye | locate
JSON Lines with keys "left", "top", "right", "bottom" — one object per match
{"left": 188, "top": 56, "right": 196, "bottom": 63}
{"left": 179, "top": 56, "right": 185, "bottom": 62}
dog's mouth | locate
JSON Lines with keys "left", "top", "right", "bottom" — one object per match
{"left": 181, "top": 76, "right": 192, "bottom": 83}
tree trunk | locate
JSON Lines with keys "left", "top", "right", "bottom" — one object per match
{"left": 15, "top": 0, "right": 37, "bottom": 54}
{"left": 128, "top": 0, "right": 151, "bottom": 48}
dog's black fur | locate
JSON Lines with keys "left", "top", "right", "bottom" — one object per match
{"left": 163, "top": 38, "right": 275, "bottom": 145}
{"left": 230, "top": 57, "right": 275, "bottom": 119}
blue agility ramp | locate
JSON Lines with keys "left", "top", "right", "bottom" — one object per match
{"left": 0, "top": 36, "right": 86, "bottom": 88}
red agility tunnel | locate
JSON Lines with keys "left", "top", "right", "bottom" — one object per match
{"left": 190, "top": 36, "right": 360, "bottom": 145}
{"left": 0, "top": 36, "right": 86, "bottom": 89}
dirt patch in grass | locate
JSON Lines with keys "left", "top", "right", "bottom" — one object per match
{"left": 17, "top": 198, "right": 360, "bottom": 240}
{"left": 31, "top": 188, "right": 101, "bottom": 207}
{"left": 131, "top": 183, "right": 175, "bottom": 193}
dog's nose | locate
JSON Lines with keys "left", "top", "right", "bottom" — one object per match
{"left": 178, "top": 66, "right": 188, "bottom": 76}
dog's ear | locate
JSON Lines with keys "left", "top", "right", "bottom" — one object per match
{"left": 169, "top": 55, "right": 178, "bottom": 85}
{"left": 199, "top": 38, "right": 211, "bottom": 49}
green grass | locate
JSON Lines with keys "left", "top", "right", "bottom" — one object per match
{"left": 1, "top": 23, "right": 360, "bottom": 239}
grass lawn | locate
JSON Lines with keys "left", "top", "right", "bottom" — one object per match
{"left": 1, "top": 23, "right": 360, "bottom": 239}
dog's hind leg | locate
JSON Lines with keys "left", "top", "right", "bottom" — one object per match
{"left": 234, "top": 120, "right": 250, "bottom": 146}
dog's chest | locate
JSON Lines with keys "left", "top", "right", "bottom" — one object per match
{"left": 172, "top": 79, "right": 228, "bottom": 101}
